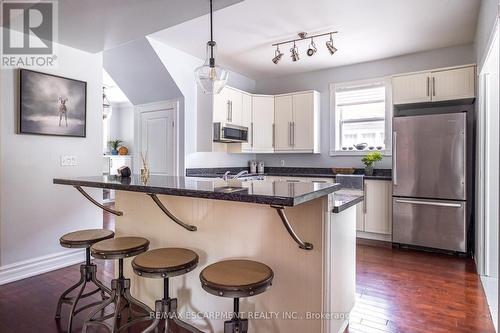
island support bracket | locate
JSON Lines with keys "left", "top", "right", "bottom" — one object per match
{"left": 270, "top": 205, "right": 313, "bottom": 250}
{"left": 148, "top": 194, "right": 197, "bottom": 232}
{"left": 74, "top": 186, "right": 124, "bottom": 216}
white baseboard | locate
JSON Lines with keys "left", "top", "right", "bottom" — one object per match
{"left": 356, "top": 231, "right": 392, "bottom": 242}
{"left": 0, "top": 249, "right": 85, "bottom": 285}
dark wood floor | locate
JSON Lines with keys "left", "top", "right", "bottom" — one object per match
{"left": 0, "top": 208, "right": 495, "bottom": 333}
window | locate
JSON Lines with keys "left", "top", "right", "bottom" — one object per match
{"left": 331, "top": 79, "right": 391, "bottom": 155}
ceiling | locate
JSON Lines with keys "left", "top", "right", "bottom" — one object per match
{"left": 1, "top": 0, "right": 243, "bottom": 53}
{"left": 150, "top": 0, "right": 481, "bottom": 79}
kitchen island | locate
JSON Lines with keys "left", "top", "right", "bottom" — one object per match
{"left": 53, "top": 175, "right": 360, "bottom": 333}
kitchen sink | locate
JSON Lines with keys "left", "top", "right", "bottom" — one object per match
{"left": 214, "top": 186, "right": 249, "bottom": 194}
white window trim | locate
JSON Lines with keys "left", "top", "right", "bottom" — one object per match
{"left": 329, "top": 77, "right": 393, "bottom": 156}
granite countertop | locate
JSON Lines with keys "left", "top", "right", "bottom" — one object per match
{"left": 332, "top": 190, "right": 364, "bottom": 213}
{"left": 53, "top": 175, "right": 342, "bottom": 207}
{"left": 186, "top": 167, "right": 392, "bottom": 181}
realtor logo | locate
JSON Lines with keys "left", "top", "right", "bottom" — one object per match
{"left": 1, "top": 0, "right": 58, "bottom": 68}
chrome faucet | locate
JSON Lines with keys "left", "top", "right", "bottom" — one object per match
{"left": 222, "top": 171, "right": 231, "bottom": 181}
{"left": 232, "top": 170, "right": 249, "bottom": 179}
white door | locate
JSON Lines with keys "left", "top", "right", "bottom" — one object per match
{"left": 227, "top": 88, "right": 243, "bottom": 125}
{"left": 392, "top": 72, "right": 431, "bottom": 105}
{"left": 251, "top": 96, "right": 274, "bottom": 153}
{"left": 292, "top": 92, "right": 314, "bottom": 151}
{"left": 274, "top": 95, "right": 293, "bottom": 151}
{"left": 431, "top": 66, "right": 475, "bottom": 102}
{"left": 213, "top": 87, "right": 230, "bottom": 123}
{"left": 140, "top": 110, "right": 176, "bottom": 175}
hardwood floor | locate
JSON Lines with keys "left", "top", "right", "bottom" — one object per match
{"left": 0, "top": 208, "right": 495, "bottom": 332}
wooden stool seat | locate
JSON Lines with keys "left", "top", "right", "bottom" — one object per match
{"left": 200, "top": 260, "right": 274, "bottom": 298}
{"left": 60, "top": 229, "right": 114, "bottom": 249}
{"left": 132, "top": 248, "right": 199, "bottom": 278}
{"left": 91, "top": 236, "right": 149, "bottom": 259}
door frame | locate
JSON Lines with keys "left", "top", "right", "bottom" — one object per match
{"left": 134, "top": 99, "right": 180, "bottom": 176}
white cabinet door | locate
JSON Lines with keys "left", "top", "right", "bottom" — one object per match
{"left": 251, "top": 96, "right": 274, "bottom": 153}
{"left": 241, "top": 93, "right": 253, "bottom": 152}
{"left": 364, "top": 180, "right": 392, "bottom": 235}
{"left": 227, "top": 87, "right": 243, "bottom": 125}
{"left": 292, "top": 92, "right": 314, "bottom": 151}
{"left": 213, "top": 87, "right": 230, "bottom": 123}
{"left": 274, "top": 95, "right": 293, "bottom": 151}
{"left": 392, "top": 72, "right": 431, "bottom": 105}
{"left": 431, "top": 66, "right": 475, "bottom": 102}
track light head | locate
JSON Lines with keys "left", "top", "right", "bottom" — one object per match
{"left": 326, "top": 34, "right": 337, "bottom": 55}
{"left": 290, "top": 43, "right": 299, "bottom": 62}
{"left": 272, "top": 46, "right": 284, "bottom": 64}
{"left": 307, "top": 38, "right": 317, "bottom": 57}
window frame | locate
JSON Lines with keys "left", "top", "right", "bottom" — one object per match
{"left": 329, "top": 77, "right": 392, "bottom": 156}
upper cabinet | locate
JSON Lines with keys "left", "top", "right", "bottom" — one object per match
{"left": 248, "top": 95, "right": 275, "bottom": 153}
{"left": 274, "top": 91, "right": 320, "bottom": 153}
{"left": 213, "top": 86, "right": 244, "bottom": 126}
{"left": 392, "top": 65, "right": 475, "bottom": 105}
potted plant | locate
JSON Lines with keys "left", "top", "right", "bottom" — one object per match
{"left": 109, "top": 139, "right": 123, "bottom": 155}
{"left": 361, "top": 151, "right": 383, "bottom": 176}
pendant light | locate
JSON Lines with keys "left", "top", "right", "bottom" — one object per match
{"left": 194, "top": 0, "right": 228, "bottom": 94}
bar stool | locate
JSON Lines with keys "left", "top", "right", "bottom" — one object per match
{"left": 200, "top": 260, "right": 274, "bottom": 333}
{"left": 132, "top": 248, "right": 203, "bottom": 333}
{"left": 82, "top": 236, "right": 153, "bottom": 333}
{"left": 55, "top": 228, "right": 114, "bottom": 332}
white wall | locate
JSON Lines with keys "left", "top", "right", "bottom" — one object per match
{"left": 109, "top": 102, "right": 135, "bottom": 155}
{"left": 254, "top": 43, "right": 475, "bottom": 168}
{"left": 0, "top": 38, "right": 103, "bottom": 274}
{"left": 147, "top": 36, "right": 257, "bottom": 171}
{"left": 475, "top": 0, "right": 500, "bottom": 70}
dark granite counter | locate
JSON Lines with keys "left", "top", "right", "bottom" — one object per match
{"left": 186, "top": 167, "right": 392, "bottom": 181}
{"left": 332, "top": 190, "right": 364, "bottom": 213}
{"left": 53, "top": 175, "right": 341, "bottom": 207}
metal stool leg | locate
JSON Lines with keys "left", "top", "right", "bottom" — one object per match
{"left": 55, "top": 247, "right": 111, "bottom": 332}
{"left": 224, "top": 298, "right": 248, "bottom": 333}
{"left": 83, "top": 258, "right": 153, "bottom": 333}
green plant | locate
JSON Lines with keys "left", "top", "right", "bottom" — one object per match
{"left": 108, "top": 139, "right": 123, "bottom": 150}
{"left": 361, "top": 151, "right": 383, "bottom": 167}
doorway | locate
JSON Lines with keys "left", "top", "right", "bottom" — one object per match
{"left": 135, "top": 100, "right": 179, "bottom": 176}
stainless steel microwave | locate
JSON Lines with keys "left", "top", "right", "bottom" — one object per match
{"left": 213, "top": 123, "right": 248, "bottom": 143}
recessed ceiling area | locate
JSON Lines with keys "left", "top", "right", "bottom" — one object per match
{"left": 3, "top": 0, "right": 243, "bottom": 53}
{"left": 150, "top": 0, "right": 481, "bottom": 79}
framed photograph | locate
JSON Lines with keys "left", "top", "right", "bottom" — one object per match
{"left": 19, "top": 69, "right": 87, "bottom": 137}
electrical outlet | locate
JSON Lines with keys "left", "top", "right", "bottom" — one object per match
{"left": 61, "top": 155, "right": 77, "bottom": 166}
{"left": 280, "top": 159, "right": 285, "bottom": 166}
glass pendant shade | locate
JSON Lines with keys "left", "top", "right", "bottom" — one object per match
{"left": 194, "top": 43, "right": 228, "bottom": 94}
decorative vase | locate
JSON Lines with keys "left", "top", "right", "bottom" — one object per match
{"left": 111, "top": 149, "right": 118, "bottom": 155}
{"left": 118, "top": 146, "right": 128, "bottom": 155}
{"left": 365, "top": 165, "right": 374, "bottom": 176}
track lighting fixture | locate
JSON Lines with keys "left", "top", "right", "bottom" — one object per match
{"left": 326, "top": 33, "right": 337, "bottom": 55}
{"left": 272, "top": 46, "right": 284, "bottom": 64}
{"left": 271, "top": 31, "right": 338, "bottom": 64}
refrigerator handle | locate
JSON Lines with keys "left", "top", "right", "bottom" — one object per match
{"left": 395, "top": 199, "right": 462, "bottom": 208}
{"left": 393, "top": 131, "right": 397, "bottom": 186}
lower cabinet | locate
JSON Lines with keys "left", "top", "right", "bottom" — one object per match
{"left": 357, "top": 180, "right": 392, "bottom": 240}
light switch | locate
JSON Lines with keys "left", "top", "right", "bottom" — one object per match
{"left": 61, "top": 155, "right": 77, "bottom": 166}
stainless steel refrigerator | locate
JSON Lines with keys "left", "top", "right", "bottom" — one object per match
{"left": 392, "top": 112, "right": 467, "bottom": 253}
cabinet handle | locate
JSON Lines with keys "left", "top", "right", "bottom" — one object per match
{"left": 272, "top": 123, "right": 275, "bottom": 147}
{"left": 393, "top": 131, "right": 397, "bottom": 186}
{"left": 426, "top": 77, "right": 430, "bottom": 96}
{"left": 289, "top": 122, "right": 292, "bottom": 146}
{"left": 251, "top": 122, "right": 254, "bottom": 147}
{"left": 432, "top": 77, "right": 436, "bottom": 97}
{"left": 292, "top": 122, "right": 295, "bottom": 146}
{"left": 227, "top": 101, "right": 231, "bottom": 122}
{"left": 230, "top": 101, "right": 233, "bottom": 122}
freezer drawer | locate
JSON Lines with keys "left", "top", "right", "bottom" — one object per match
{"left": 393, "top": 113, "right": 466, "bottom": 200}
{"left": 392, "top": 197, "right": 466, "bottom": 252}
